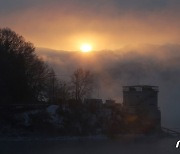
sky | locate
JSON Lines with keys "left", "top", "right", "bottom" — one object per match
{"left": 1, "top": 0, "right": 180, "bottom": 50}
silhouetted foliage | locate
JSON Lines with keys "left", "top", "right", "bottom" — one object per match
{"left": 0, "top": 28, "right": 52, "bottom": 103}
{"left": 28, "top": 110, "right": 54, "bottom": 133}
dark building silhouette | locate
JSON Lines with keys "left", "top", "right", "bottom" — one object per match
{"left": 84, "top": 99, "right": 103, "bottom": 112}
{"left": 123, "top": 85, "right": 161, "bottom": 133}
{"left": 105, "top": 100, "right": 116, "bottom": 107}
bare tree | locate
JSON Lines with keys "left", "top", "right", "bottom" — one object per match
{"left": 56, "top": 80, "right": 71, "bottom": 104}
{"left": 71, "top": 68, "right": 94, "bottom": 102}
{"left": 46, "top": 69, "right": 58, "bottom": 103}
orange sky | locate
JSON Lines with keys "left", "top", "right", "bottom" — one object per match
{"left": 1, "top": 0, "right": 180, "bottom": 51}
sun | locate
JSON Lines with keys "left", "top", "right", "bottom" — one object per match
{"left": 80, "top": 44, "right": 92, "bottom": 53}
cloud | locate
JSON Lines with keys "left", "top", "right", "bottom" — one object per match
{"left": 0, "top": 0, "right": 178, "bottom": 14}
{"left": 37, "top": 44, "right": 180, "bottom": 129}
{"left": 1, "top": 0, "right": 180, "bottom": 50}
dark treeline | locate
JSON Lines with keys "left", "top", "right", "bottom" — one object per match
{"left": 0, "top": 101, "right": 154, "bottom": 136}
{"left": 0, "top": 28, "right": 52, "bottom": 104}
{"left": 0, "top": 28, "right": 161, "bottom": 137}
{"left": 0, "top": 28, "right": 93, "bottom": 104}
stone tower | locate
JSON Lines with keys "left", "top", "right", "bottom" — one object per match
{"left": 123, "top": 85, "right": 161, "bottom": 133}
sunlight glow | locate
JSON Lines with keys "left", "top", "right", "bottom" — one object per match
{"left": 80, "top": 44, "right": 92, "bottom": 53}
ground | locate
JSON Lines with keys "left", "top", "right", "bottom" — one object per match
{"left": 0, "top": 136, "right": 179, "bottom": 154}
